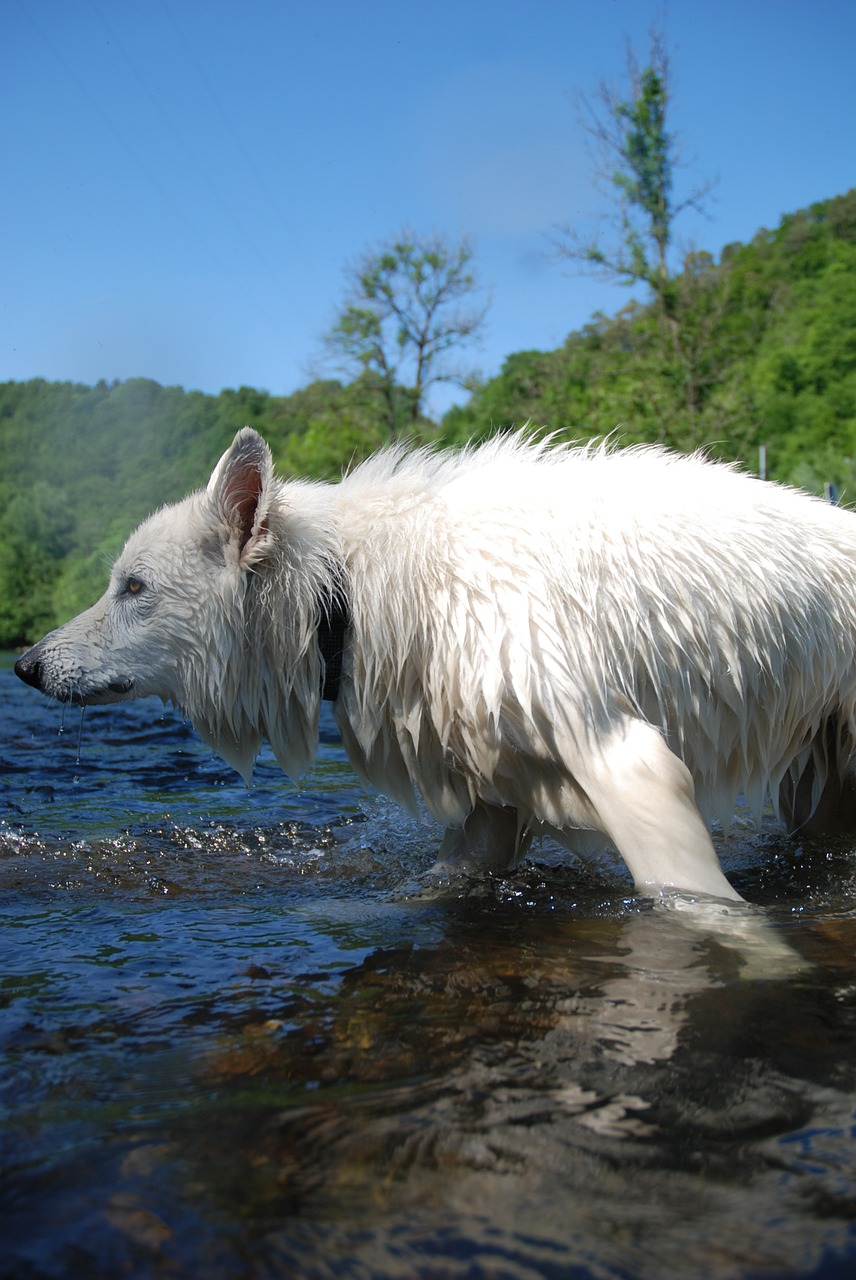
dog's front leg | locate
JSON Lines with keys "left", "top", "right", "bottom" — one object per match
{"left": 432, "top": 802, "right": 533, "bottom": 875}
{"left": 583, "top": 718, "right": 743, "bottom": 902}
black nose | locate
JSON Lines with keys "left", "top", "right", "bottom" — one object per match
{"left": 14, "top": 651, "right": 43, "bottom": 689}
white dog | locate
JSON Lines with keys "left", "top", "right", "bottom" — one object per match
{"left": 16, "top": 428, "right": 856, "bottom": 902}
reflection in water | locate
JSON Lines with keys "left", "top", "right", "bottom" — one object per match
{"left": 3, "top": 659, "right": 856, "bottom": 1277}
{"left": 179, "top": 904, "right": 856, "bottom": 1280}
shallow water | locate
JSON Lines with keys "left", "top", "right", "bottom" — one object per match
{"left": 3, "top": 652, "right": 856, "bottom": 1279}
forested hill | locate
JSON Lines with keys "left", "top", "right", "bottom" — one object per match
{"left": 0, "top": 379, "right": 392, "bottom": 646}
{"left": 441, "top": 189, "right": 856, "bottom": 476}
{"left": 2, "top": 188, "right": 855, "bottom": 648}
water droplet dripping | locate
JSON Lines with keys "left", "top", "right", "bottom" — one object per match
{"left": 76, "top": 707, "right": 86, "bottom": 763}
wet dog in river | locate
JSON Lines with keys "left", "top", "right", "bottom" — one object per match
{"left": 16, "top": 428, "right": 856, "bottom": 902}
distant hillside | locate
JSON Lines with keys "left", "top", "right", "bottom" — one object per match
{"left": 2, "top": 189, "right": 855, "bottom": 647}
{"left": 0, "top": 378, "right": 389, "bottom": 645}
{"left": 441, "top": 191, "right": 856, "bottom": 490}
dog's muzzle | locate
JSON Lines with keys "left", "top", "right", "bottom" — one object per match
{"left": 14, "top": 649, "right": 45, "bottom": 691}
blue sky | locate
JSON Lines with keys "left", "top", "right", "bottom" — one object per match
{"left": 4, "top": 0, "right": 856, "bottom": 418}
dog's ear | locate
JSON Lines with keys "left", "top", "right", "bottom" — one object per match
{"left": 207, "top": 428, "right": 275, "bottom": 568}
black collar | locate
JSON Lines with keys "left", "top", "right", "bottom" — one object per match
{"left": 317, "top": 582, "right": 349, "bottom": 702}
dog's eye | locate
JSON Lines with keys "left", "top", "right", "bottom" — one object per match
{"left": 124, "top": 576, "right": 145, "bottom": 597}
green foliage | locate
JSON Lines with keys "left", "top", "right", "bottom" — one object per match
{"left": 612, "top": 66, "right": 671, "bottom": 284}
{"left": 0, "top": 483, "right": 74, "bottom": 645}
{"left": 442, "top": 190, "right": 856, "bottom": 487}
{"left": 278, "top": 379, "right": 388, "bottom": 480}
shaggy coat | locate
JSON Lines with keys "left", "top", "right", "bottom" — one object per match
{"left": 16, "top": 429, "right": 856, "bottom": 902}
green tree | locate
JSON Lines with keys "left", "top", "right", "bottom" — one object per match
{"left": 324, "top": 230, "right": 489, "bottom": 438}
{"left": 554, "top": 27, "right": 711, "bottom": 300}
{"left": 551, "top": 26, "right": 717, "bottom": 439}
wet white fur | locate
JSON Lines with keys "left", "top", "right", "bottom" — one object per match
{"left": 22, "top": 429, "right": 856, "bottom": 902}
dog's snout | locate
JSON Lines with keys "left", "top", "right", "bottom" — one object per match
{"left": 14, "top": 650, "right": 44, "bottom": 690}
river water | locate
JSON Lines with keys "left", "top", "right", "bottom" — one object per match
{"left": 3, "top": 652, "right": 856, "bottom": 1279}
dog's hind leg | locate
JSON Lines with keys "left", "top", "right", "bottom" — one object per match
{"left": 582, "top": 718, "right": 743, "bottom": 901}
{"left": 802, "top": 771, "right": 856, "bottom": 834}
{"left": 779, "top": 717, "right": 856, "bottom": 835}
{"left": 433, "top": 802, "right": 533, "bottom": 875}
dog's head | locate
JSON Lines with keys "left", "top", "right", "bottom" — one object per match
{"left": 15, "top": 428, "right": 277, "bottom": 778}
